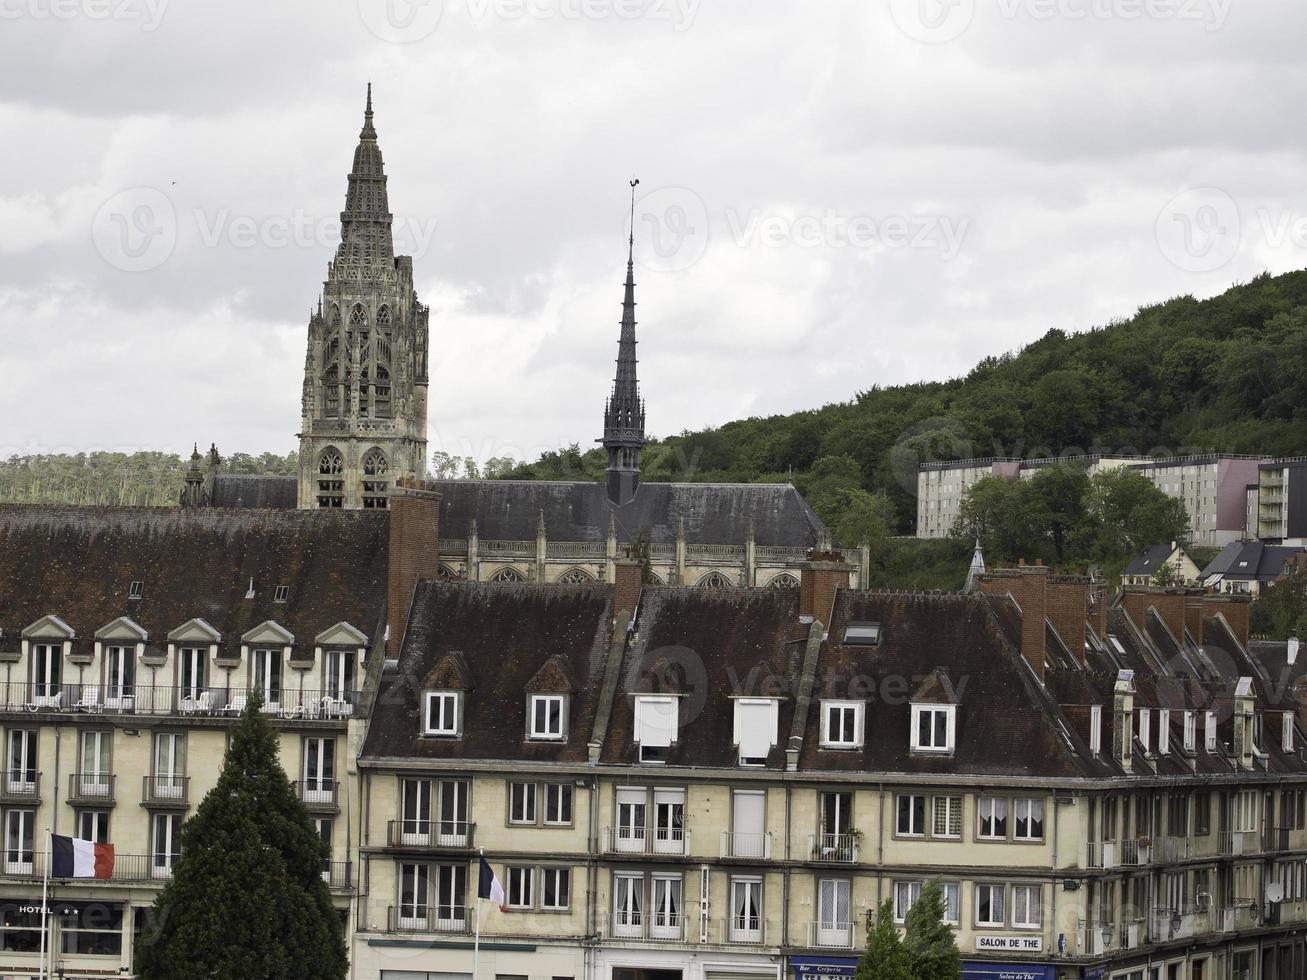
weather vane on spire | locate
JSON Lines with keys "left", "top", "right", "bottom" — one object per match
{"left": 628, "top": 178, "right": 639, "bottom": 249}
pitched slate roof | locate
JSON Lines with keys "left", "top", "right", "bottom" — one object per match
{"left": 431, "top": 479, "right": 826, "bottom": 546}
{"left": 209, "top": 474, "right": 298, "bottom": 509}
{"left": 1123, "top": 544, "right": 1176, "bottom": 578}
{"left": 0, "top": 506, "right": 388, "bottom": 657}
{"left": 1201, "top": 541, "right": 1304, "bottom": 584}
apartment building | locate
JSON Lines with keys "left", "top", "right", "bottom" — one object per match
{"left": 917, "top": 456, "right": 1265, "bottom": 547}
{"left": 353, "top": 556, "right": 1307, "bottom": 980}
{"left": 1250, "top": 460, "right": 1307, "bottom": 544}
{"left": 0, "top": 503, "right": 394, "bottom": 976}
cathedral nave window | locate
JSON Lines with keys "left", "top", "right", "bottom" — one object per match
{"left": 317, "top": 448, "right": 345, "bottom": 508}
{"left": 362, "top": 448, "right": 389, "bottom": 508}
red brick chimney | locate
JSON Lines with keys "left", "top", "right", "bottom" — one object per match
{"left": 387, "top": 479, "right": 442, "bottom": 658}
{"left": 613, "top": 557, "right": 643, "bottom": 623}
{"left": 800, "top": 559, "right": 852, "bottom": 628}
{"left": 977, "top": 566, "right": 1049, "bottom": 682}
{"left": 1046, "top": 577, "right": 1090, "bottom": 667}
{"left": 1204, "top": 595, "right": 1251, "bottom": 649}
{"left": 1121, "top": 589, "right": 1188, "bottom": 647}
{"left": 1184, "top": 596, "right": 1206, "bottom": 647}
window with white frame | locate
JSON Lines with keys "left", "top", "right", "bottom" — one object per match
{"left": 733, "top": 698, "right": 778, "bottom": 766}
{"left": 509, "top": 782, "right": 537, "bottom": 824}
{"left": 541, "top": 867, "right": 571, "bottom": 910}
{"left": 933, "top": 796, "right": 962, "bottom": 839}
{"left": 910, "top": 705, "right": 954, "bottom": 753}
{"left": 1184, "top": 711, "right": 1196, "bottom": 752}
{"left": 1090, "top": 704, "right": 1102, "bottom": 754}
{"left": 1205, "top": 710, "right": 1217, "bottom": 752}
{"left": 1284, "top": 712, "right": 1295, "bottom": 753}
{"left": 545, "top": 784, "right": 573, "bottom": 825}
{"left": 896, "top": 794, "right": 925, "bottom": 837}
{"left": 1011, "top": 884, "right": 1042, "bottom": 928}
{"left": 1013, "top": 798, "right": 1044, "bottom": 841}
{"left": 529, "top": 694, "right": 566, "bottom": 741}
{"left": 893, "top": 880, "right": 922, "bottom": 922}
{"left": 821, "top": 701, "right": 863, "bottom": 749}
{"left": 940, "top": 881, "right": 960, "bottom": 925}
{"left": 974, "top": 882, "right": 1005, "bottom": 926}
{"left": 633, "top": 696, "right": 678, "bottom": 764}
{"left": 423, "top": 691, "right": 460, "bottom": 736}
{"left": 1138, "top": 708, "right": 1151, "bottom": 752}
{"left": 978, "top": 797, "right": 1008, "bottom": 840}
{"left": 1158, "top": 709, "right": 1170, "bottom": 754}
{"left": 506, "top": 866, "right": 533, "bottom": 908}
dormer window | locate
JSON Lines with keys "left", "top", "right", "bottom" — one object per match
{"left": 423, "top": 691, "right": 461, "bottom": 737}
{"left": 821, "top": 701, "right": 864, "bottom": 749}
{"left": 1284, "top": 711, "right": 1295, "bottom": 753}
{"left": 1137, "top": 709, "right": 1151, "bottom": 753}
{"left": 528, "top": 694, "right": 566, "bottom": 741}
{"left": 1183, "top": 711, "right": 1196, "bottom": 752}
{"left": 1205, "top": 710, "right": 1217, "bottom": 752}
{"left": 843, "top": 622, "right": 880, "bottom": 646}
{"left": 1158, "top": 709, "right": 1170, "bottom": 755}
{"left": 128, "top": 581, "right": 143, "bottom": 600}
{"left": 910, "top": 705, "right": 955, "bottom": 754}
{"left": 1089, "top": 705, "right": 1102, "bottom": 755}
{"left": 274, "top": 585, "right": 289, "bottom": 603}
{"left": 633, "top": 695, "right": 678, "bottom": 764}
{"left": 732, "top": 698, "right": 778, "bottom": 766}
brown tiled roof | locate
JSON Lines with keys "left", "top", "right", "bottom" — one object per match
{"left": 0, "top": 506, "right": 388, "bottom": 656}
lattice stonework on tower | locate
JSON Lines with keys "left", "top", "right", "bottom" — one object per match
{"left": 297, "top": 86, "right": 430, "bottom": 509}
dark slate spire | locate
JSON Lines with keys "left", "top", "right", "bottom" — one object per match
{"left": 601, "top": 179, "right": 647, "bottom": 505}
{"left": 332, "top": 83, "right": 395, "bottom": 281}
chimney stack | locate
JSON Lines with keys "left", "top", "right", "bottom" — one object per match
{"left": 613, "top": 557, "right": 643, "bottom": 625}
{"left": 976, "top": 566, "right": 1049, "bottom": 683}
{"left": 387, "top": 480, "right": 442, "bottom": 659}
{"left": 799, "top": 558, "right": 853, "bottom": 630}
{"left": 1113, "top": 670, "right": 1135, "bottom": 773}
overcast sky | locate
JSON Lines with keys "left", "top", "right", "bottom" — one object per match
{"left": 3, "top": 0, "right": 1307, "bottom": 465}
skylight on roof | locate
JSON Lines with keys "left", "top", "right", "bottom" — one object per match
{"left": 1109, "top": 636, "right": 1126, "bottom": 656}
{"left": 843, "top": 622, "right": 881, "bottom": 646}
{"left": 274, "top": 585, "right": 289, "bottom": 603}
{"left": 128, "top": 581, "right": 143, "bottom": 600}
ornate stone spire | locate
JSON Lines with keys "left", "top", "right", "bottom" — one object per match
{"left": 332, "top": 83, "right": 395, "bottom": 281}
{"left": 601, "top": 179, "right": 647, "bottom": 505}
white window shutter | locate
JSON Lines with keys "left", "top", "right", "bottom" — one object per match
{"left": 636, "top": 697, "right": 678, "bottom": 747}
{"left": 735, "top": 699, "right": 776, "bottom": 759}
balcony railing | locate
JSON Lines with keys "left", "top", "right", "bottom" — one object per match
{"left": 808, "top": 833, "right": 858, "bottom": 863}
{"left": 1088, "top": 839, "right": 1146, "bottom": 869}
{"left": 142, "top": 775, "right": 190, "bottom": 807}
{"left": 1082, "top": 918, "right": 1144, "bottom": 955}
{"left": 386, "top": 820, "right": 476, "bottom": 849}
{"left": 0, "top": 852, "right": 177, "bottom": 881}
{"left": 608, "top": 913, "right": 687, "bottom": 942}
{"left": 1152, "top": 836, "right": 1191, "bottom": 862}
{"left": 387, "top": 905, "right": 472, "bottom": 934}
{"left": 1264, "top": 827, "right": 1291, "bottom": 853}
{"left": 603, "top": 826, "right": 689, "bottom": 856}
{"left": 68, "top": 773, "right": 114, "bottom": 805}
{"left": 1219, "top": 830, "right": 1260, "bottom": 856}
{"left": 294, "top": 779, "right": 339, "bottom": 808}
{"left": 322, "top": 860, "right": 353, "bottom": 890}
{"left": 1219, "top": 903, "right": 1259, "bottom": 932}
{"left": 0, "top": 771, "right": 40, "bottom": 802}
{"left": 720, "top": 831, "right": 772, "bottom": 860}
{"left": 0, "top": 683, "right": 358, "bottom": 720}
{"left": 721, "top": 916, "right": 766, "bottom": 946}
{"left": 1151, "top": 905, "right": 1209, "bottom": 941}
{"left": 806, "top": 920, "right": 855, "bottom": 949}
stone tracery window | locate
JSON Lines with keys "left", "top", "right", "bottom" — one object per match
{"left": 557, "top": 567, "right": 595, "bottom": 584}
{"left": 489, "top": 567, "right": 527, "bottom": 583}
{"left": 317, "top": 448, "right": 344, "bottom": 508}
{"left": 362, "top": 447, "right": 389, "bottom": 509}
{"left": 697, "top": 571, "right": 734, "bottom": 589}
{"left": 349, "top": 305, "right": 368, "bottom": 327}
{"left": 769, "top": 573, "right": 800, "bottom": 589}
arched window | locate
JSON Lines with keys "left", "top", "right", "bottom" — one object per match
{"left": 322, "top": 361, "right": 340, "bottom": 417}
{"left": 317, "top": 448, "right": 344, "bottom": 508}
{"left": 376, "top": 305, "right": 392, "bottom": 327}
{"left": 349, "top": 305, "right": 368, "bottom": 327}
{"left": 557, "top": 567, "right": 596, "bottom": 584}
{"left": 769, "top": 573, "right": 800, "bottom": 590}
{"left": 489, "top": 567, "right": 527, "bottom": 583}
{"left": 697, "top": 571, "right": 735, "bottom": 590}
{"left": 361, "top": 448, "right": 388, "bottom": 510}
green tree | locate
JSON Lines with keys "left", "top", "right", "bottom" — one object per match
{"left": 1028, "top": 463, "right": 1090, "bottom": 563}
{"left": 830, "top": 488, "right": 897, "bottom": 552}
{"left": 1086, "top": 467, "right": 1189, "bottom": 561}
{"left": 856, "top": 899, "right": 913, "bottom": 980}
{"left": 903, "top": 881, "right": 963, "bottom": 980}
{"left": 952, "top": 476, "right": 1048, "bottom": 564}
{"left": 136, "top": 694, "right": 347, "bottom": 980}
{"left": 1151, "top": 560, "right": 1180, "bottom": 588}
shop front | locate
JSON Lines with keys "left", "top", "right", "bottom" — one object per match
{"left": 962, "top": 962, "right": 1056, "bottom": 980}
{"left": 788, "top": 954, "right": 859, "bottom": 980}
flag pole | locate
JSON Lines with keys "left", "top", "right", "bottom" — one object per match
{"left": 39, "top": 828, "right": 50, "bottom": 980}
{"left": 473, "top": 847, "right": 482, "bottom": 980}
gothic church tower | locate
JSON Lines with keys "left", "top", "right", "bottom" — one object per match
{"left": 297, "top": 86, "right": 429, "bottom": 508}
{"left": 600, "top": 180, "right": 646, "bottom": 506}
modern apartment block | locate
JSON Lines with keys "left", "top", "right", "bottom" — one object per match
{"left": 1251, "top": 460, "right": 1307, "bottom": 544}
{"left": 917, "top": 455, "right": 1266, "bottom": 546}
{"left": 353, "top": 550, "right": 1307, "bottom": 980}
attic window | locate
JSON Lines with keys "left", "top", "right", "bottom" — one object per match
{"left": 423, "top": 691, "right": 461, "bottom": 737}
{"left": 274, "top": 585, "right": 290, "bottom": 604}
{"left": 528, "top": 694, "right": 566, "bottom": 741}
{"left": 1108, "top": 636, "right": 1126, "bottom": 656}
{"left": 843, "top": 622, "right": 881, "bottom": 646}
{"left": 634, "top": 695, "right": 678, "bottom": 764}
{"left": 128, "top": 581, "right": 143, "bottom": 600}
{"left": 733, "top": 698, "right": 778, "bottom": 766}
{"left": 910, "top": 704, "right": 955, "bottom": 754}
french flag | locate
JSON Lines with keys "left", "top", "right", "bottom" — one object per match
{"left": 477, "top": 853, "right": 506, "bottom": 912}
{"left": 50, "top": 834, "right": 114, "bottom": 880}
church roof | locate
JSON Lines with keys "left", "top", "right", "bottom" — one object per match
{"left": 209, "top": 474, "right": 299, "bottom": 509}
{"left": 432, "top": 479, "right": 826, "bottom": 547}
